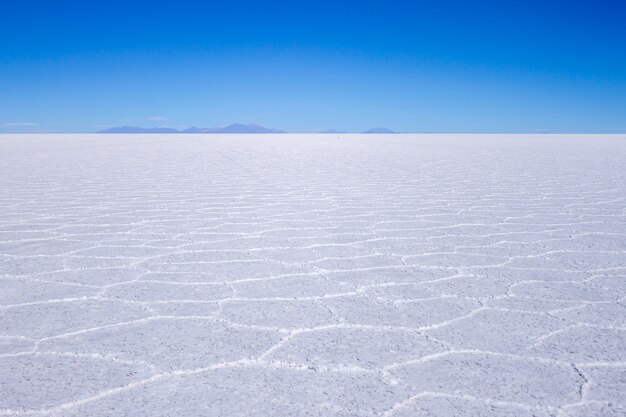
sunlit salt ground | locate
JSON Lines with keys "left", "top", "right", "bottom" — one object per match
{"left": 0, "top": 134, "right": 625, "bottom": 417}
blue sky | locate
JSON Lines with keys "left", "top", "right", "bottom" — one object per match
{"left": 1, "top": 0, "right": 625, "bottom": 133}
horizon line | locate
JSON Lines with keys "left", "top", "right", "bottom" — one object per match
{"left": 3, "top": 132, "right": 626, "bottom": 135}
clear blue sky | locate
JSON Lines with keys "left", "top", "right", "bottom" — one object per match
{"left": 1, "top": 0, "right": 625, "bottom": 133}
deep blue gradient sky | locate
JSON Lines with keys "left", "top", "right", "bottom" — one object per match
{"left": 1, "top": 0, "right": 625, "bottom": 133}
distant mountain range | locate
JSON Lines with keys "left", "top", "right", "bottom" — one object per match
{"left": 99, "top": 124, "right": 397, "bottom": 134}
{"left": 362, "top": 127, "right": 396, "bottom": 134}
{"left": 100, "top": 126, "right": 180, "bottom": 133}
{"left": 99, "top": 123, "right": 286, "bottom": 134}
{"left": 318, "top": 129, "right": 346, "bottom": 134}
{"left": 319, "top": 128, "right": 397, "bottom": 134}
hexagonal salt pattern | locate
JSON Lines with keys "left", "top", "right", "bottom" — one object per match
{"left": 1, "top": 134, "right": 625, "bottom": 416}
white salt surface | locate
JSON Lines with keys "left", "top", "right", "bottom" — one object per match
{"left": 0, "top": 133, "right": 625, "bottom": 416}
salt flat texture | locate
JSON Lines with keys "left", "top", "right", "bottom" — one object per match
{"left": 1, "top": 133, "right": 625, "bottom": 417}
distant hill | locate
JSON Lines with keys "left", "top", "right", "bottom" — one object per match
{"left": 363, "top": 127, "right": 396, "bottom": 134}
{"left": 181, "top": 127, "right": 221, "bottom": 133}
{"left": 214, "top": 123, "right": 285, "bottom": 133}
{"left": 99, "top": 126, "right": 180, "bottom": 133}
{"left": 318, "top": 129, "right": 346, "bottom": 134}
{"left": 99, "top": 123, "right": 285, "bottom": 134}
